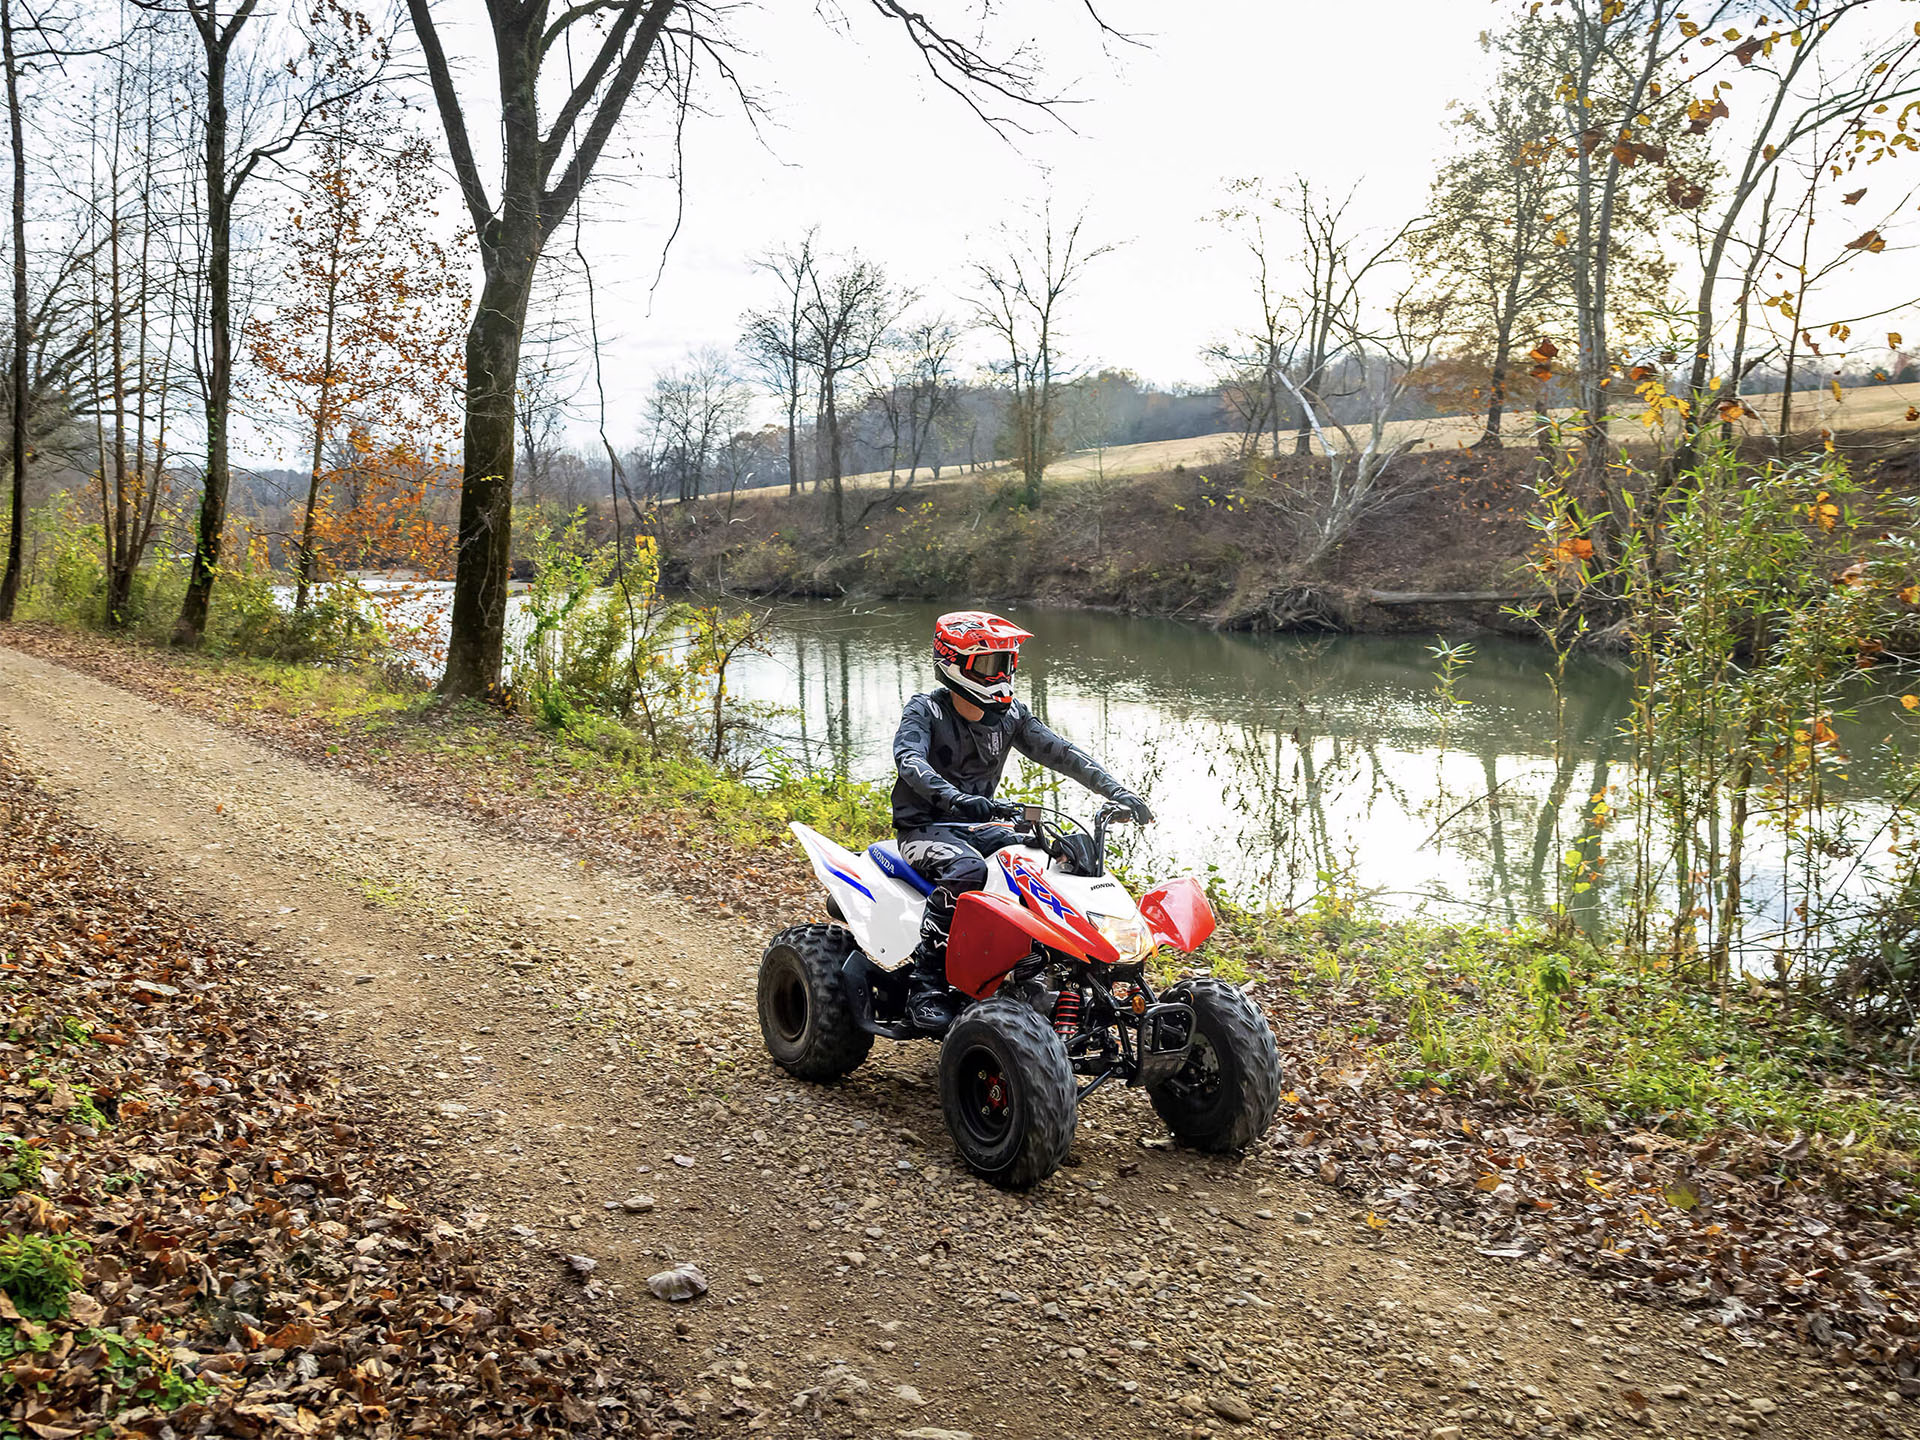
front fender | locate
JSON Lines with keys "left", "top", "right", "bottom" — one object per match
{"left": 945, "top": 891, "right": 1091, "bottom": 998}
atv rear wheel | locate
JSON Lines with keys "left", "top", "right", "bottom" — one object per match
{"left": 757, "top": 925, "right": 873, "bottom": 1081}
{"left": 937, "top": 997, "right": 1075, "bottom": 1189}
{"left": 1149, "top": 978, "right": 1282, "bottom": 1152}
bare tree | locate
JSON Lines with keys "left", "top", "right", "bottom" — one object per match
{"left": 870, "top": 313, "right": 962, "bottom": 491}
{"left": 647, "top": 345, "right": 747, "bottom": 504}
{"left": 739, "top": 228, "right": 816, "bottom": 497}
{"left": 1271, "top": 285, "right": 1454, "bottom": 572}
{"left": 970, "top": 204, "right": 1110, "bottom": 506}
{"left": 801, "top": 251, "right": 904, "bottom": 540}
{"left": 1212, "top": 180, "right": 1409, "bottom": 465}
{"left": 0, "top": 0, "right": 91, "bottom": 619}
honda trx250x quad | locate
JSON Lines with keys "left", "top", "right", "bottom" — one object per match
{"left": 755, "top": 803, "right": 1283, "bottom": 1188}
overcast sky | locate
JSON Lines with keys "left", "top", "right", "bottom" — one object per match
{"left": 504, "top": 0, "right": 1498, "bottom": 431}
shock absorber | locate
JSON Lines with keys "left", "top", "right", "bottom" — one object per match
{"left": 1050, "top": 987, "right": 1082, "bottom": 1038}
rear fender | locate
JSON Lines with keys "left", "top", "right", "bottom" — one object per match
{"left": 790, "top": 822, "right": 923, "bottom": 966}
{"left": 1139, "top": 875, "right": 1217, "bottom": 953}
{"left": 946, "top": 891, "right": 1091, "bottom": 998}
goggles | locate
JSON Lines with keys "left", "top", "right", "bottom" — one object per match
{"left": 962, "top": 650, "right": 1016, "bottom": 680}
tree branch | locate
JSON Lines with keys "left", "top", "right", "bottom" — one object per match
{"left": 404, "top": 0, "right": 493, "bottom": 234}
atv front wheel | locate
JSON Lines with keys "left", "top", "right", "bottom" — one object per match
{"left": 1149, "top": 978, "right": 1282, "bottom": 1152}
{"left": 937, "top": 998, "right": 1075, "bottom": 1189}
{"left": 757, "top": 925, "right": 873, "bottom": 1081}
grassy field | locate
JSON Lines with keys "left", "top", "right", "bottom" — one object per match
{"left": 828, "top": 378, "right": 1920, "bottom": 496}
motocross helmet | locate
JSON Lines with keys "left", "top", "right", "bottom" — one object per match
{"left": 933, "top": 610, "right": 1032, "bottom": 714}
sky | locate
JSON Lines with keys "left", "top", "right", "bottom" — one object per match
{"left": 502, "top": 0, "right": 1500, "bottom": 432}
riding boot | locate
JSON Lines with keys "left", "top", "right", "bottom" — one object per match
{"left": 904, "top": 936, "right": 960, "bottom": 1033}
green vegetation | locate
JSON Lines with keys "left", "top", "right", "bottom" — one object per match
{"left": 16, "top": 499, "right": 389, "bottom": 664}
{"left": 0, "top": 1320, "right": 218, "bottom": 1425}
{"left": 0, "top": 1233, "right": 88, "bottom": 1321}
{"left": 0, "top": 1137, "right": 42, "bottom": 1198}
{"left": 1229, "top": 907, "right": 1920, "bottom": 1161}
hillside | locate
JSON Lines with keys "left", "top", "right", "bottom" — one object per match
{"left": 817, "top": 379, "right": 1920, "bottom": 499}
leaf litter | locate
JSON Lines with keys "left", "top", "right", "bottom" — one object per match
{"left": 0, "top": 744, "right": 686, "bottom": 1437}
{"left": 1255, "top": 968, "right": 1920, "bottom": 1394}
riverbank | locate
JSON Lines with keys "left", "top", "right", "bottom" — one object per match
{"left": 658, "top": 433, "right": 1920, "bottom": 635}
{"left": 660, "top": 449, "right": 1547, "bottom": 634}
{"left": 8, "top": 620, "right": 1920, "bottom": 1393}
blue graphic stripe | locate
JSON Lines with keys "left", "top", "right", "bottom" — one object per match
{"left": 828, "top": 866, "right": 875, "bottom": 902}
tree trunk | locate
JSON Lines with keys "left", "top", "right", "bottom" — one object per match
{"left": 824, "top": 375, "right": 845, "bottom": 541}
{"left": 174, "top": 16, "right": 236, "bottom": 647}
{"left": 439, "top": 259, "right": 534, "bottom": 701}
{"left": 0, "top": 0, "right": 27, "bottom": 623}
{"left": 785, "top": 393, "right": 800, "bottom": 496}
{"left": 295, "top": 380, "right": 330, "bottom": 610}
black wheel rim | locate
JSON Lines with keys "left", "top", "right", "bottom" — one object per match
{"left": 768, "top": 954, "right": 808, "bottom": 1044}
{"left": 957, "top": 1043, "right": 1013, "bottom": 1146}
{"left": 1166, "top": 1029, "right": 1223, "bottom": 1106}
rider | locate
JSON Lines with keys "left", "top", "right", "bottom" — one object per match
{"left": 892, "top": 610, "right": 1154, "bottom": 1030}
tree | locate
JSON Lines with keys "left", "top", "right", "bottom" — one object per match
{"left": 1271, "top": 285, "right": 1455, "bottom": 571}
{"left": 971, "top": 204, "right": 1109, "bottom": 506}
{"left": 169, "top": 0, "right": 384, "bottom": 646}
{"left": 409, "top": 0, "right": 1123, "bottom": 698}
{"left": 871, "top": 314, "right": 962, "bottom": 490}
{"left": 0, "top": 0, "right": 89, "bottom": 619}
{"left": 1410, "top": 35, "right": 1574, "bottom": 448}
{"left": 1667, "top": 3, "right": 1920, "bottom": 457}
{"left": 800, "top": 251, "right": 903, "bottom": 540}
{"left": 248, "top": 118, "right": 464, "bottom": 610}
{"left": 739, "top": 228, "right": 816, "bottom": 497}
{"left": 0, "top": 0, "right": 29, "bottom": 621}
{"left": 646, "top": 346, "right": 747, "bottom": 504}
{"left": 1212, "top": 180, "right": 1407, "bottom": 462}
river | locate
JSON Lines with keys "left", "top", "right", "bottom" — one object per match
{"left": 725, "top": 599, "right": 1908, "bottom": 935}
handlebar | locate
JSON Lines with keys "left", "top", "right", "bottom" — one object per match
{"left": 1014, "top": 801, "right": 1135, "bottom": 878}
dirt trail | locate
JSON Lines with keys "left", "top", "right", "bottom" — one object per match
{"left": 0, "top": 642, "right": 1903, "bottom": 1439}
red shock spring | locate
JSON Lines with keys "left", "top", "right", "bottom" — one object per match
{"left": 1050, "top": 988, "right": 1081, "bottom": 1037}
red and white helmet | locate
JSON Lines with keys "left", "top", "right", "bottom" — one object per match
{"left": 933, "top": 610, "right": 1032, "bottom": 711}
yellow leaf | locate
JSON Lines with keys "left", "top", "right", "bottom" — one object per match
{"left": 1476, "top": 1173, "right": 1503, "bottom": 1192}
{"left": 1831, "top": 378, "right": 1846, "bottom": 403}
{"left": 1365, "top": 1211, "right": 1389, "bottom": 1230}
{"left": 1892, "top": 332, "right": 1905, "bottom": 347}
{"left": 1281, "top": 1090, "right": 1300, "bottom": 1105}
{"left": 1900, "top": 694, "right": 1919, "bottom": 710}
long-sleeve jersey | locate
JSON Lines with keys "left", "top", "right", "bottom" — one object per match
{"left": 890, "top": 688, "right": 1127, "bottom": 831}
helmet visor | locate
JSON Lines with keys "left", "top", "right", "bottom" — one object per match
{"left": 965, "top": 650, "right": 1015, "bottom": 680}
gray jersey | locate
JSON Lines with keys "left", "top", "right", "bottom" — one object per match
{"left": 890, "top": 688, "right": 1125, "bottom": 831}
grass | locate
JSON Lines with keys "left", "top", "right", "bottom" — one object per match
{"left": 1226, "top": 906, "right": 1920, "bottom": 1162}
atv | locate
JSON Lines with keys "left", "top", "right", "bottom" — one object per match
{"left": 755, "top": 803, "right": 1283, "bottom": 1188}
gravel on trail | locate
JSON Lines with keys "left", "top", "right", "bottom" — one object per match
{"left": 0, "top": 639, "right": 1910, "bottom": 1439}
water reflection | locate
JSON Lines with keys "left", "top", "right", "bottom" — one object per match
{"left": 727, "top": 599, "right": 1902, "bottom": 934}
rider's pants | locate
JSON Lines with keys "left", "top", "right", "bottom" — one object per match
{"left": 896, "top": 822, "right": 1021, "bottom": 967}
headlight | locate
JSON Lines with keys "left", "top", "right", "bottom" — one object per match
{"left": 1087, "top": 910, "right": 1154, "bottom": 962}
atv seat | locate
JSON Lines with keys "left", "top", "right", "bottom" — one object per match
{"left": 867, "top": 841, "right": 936, "bottom": 897}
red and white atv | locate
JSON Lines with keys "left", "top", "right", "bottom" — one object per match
{"left": 756, "top": 803, "right": 1282, "bottom": 1187}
